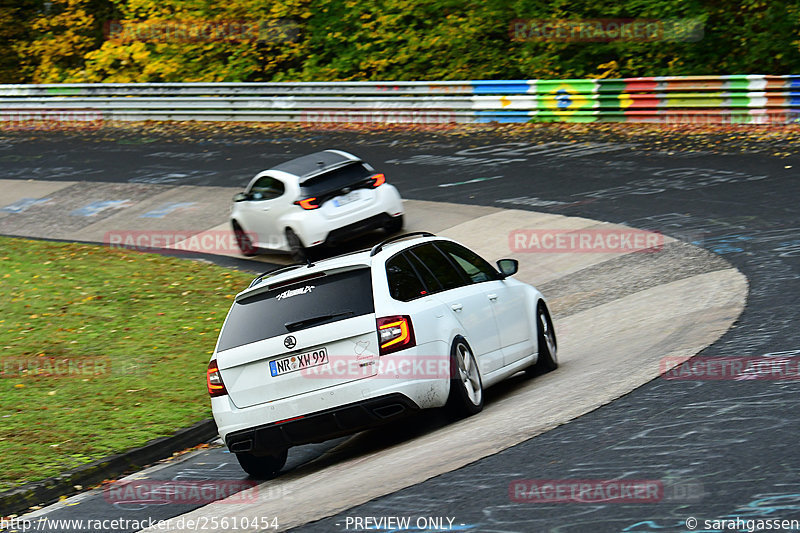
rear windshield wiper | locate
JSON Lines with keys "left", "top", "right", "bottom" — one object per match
{"left": 284, "top": 311, "right": 354, "bottom": 332}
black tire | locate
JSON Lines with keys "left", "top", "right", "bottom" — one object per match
{"left": 232, "top": 221, "right": 257, "bottom": 256}
{"left": 446, "top": 337, "right": 484, "bottom": 416}
{"left": 384, "top": 214, "right": 404, "bottom": 234}
{"left": 235, "top": 449, "right": 288, "bottom": 479}
{"left": 527, "top": 302, "right": 558, "bottom": 376}
{"left": 285, "top": 228, "right": 307, "bottom": 263}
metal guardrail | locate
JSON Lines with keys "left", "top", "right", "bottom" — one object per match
{"left": 1, "top": 75, "right": 799, "bottom": 125}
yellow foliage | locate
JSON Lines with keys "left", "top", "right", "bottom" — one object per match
{"left": 3, "top": 0, "right": 800, "bottom": 83}
{"left": 596, "top": 61, "right": 620, "bottom": 79}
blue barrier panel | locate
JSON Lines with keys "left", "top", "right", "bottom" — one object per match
{"left": 786, "top": 76, "right": 800, "bottom": 89}
{"left": 471, "top": 81, "right": 532, "bottom": 94}
{"left": 474, "top": 110, "right": 532, "bottom": 123}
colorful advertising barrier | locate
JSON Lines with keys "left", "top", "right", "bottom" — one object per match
{"left": 1, "top": 75, "right": 798, "bottom": 125}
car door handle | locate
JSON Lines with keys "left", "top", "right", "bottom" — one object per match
{"left": 451, "top": 304, "right": 463, "bottom": 312}
{"left": 487, "top": 294, "right": 498, "bottom": 301}
{"left": 261, "top": 206, "right": 271, "bottom": 211}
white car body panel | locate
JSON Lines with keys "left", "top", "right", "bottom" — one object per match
{"left": 431, "top": 283, "right": 504, "bottom": 375}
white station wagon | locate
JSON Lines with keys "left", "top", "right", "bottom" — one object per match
{"left": 231, "top": 149, "right": 404, "bottom": 258}
{"left": 207, "top": 233, "right": 557, "bottom": 478}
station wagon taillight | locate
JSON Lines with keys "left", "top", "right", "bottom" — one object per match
{"left": 207, "top": 360, "right": 228, "bottom": 397}
{"left": 377, "top": 315, "right": 416, "bottom": 355}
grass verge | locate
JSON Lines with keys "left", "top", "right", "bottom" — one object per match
{"left": 0, "top": 236, "right": 252, "bottom": 493}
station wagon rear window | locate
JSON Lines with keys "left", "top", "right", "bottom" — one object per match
{"left": 217, "top": 268, "right": 374, "bottom": 351}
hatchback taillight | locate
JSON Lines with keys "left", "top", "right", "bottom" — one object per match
{"left": 370, "top": 173, "right": 386, "bottom": 188}
{"left": 294, "top": 197, "right": 320, "bottom": 210}
{"left": 377, "top": 315, "right": 416, "bottom": 355}
{"left": 207, "top": 360, "right": 228, "bottom": 397}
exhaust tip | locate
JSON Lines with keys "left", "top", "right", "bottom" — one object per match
{"left": 229, "top": 439, "right": 254, "bottom": 453}
{"left": 372, "top": 403, "right": 406, "bottom": 419}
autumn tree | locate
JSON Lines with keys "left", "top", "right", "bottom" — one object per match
{"left": 13, "top": 0, "right": 114, "bottom": 82}
{"left": 2, "top": 0, "right": 800, "bottom": 83}
{"left": 0, "top": 0, "right": 41, "bottom": 83}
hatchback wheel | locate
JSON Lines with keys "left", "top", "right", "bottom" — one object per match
{"left": 384, "top": 214, "right": 404, "bottom": 234}
{"left": 285, "top": 228, "right": 308, "bottom": 263}
{"left": 447, "top": 337, "right": 483, "bottom": 416}
{"left": 235, "top": 449, "right": 288, "bottom": 479}
{"left": 232, "top": 222, "right": 257, "bottom": 256}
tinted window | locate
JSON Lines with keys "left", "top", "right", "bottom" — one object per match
{"left": 436, "top": 241, "right": 499, "bottom": 283}
{"left": 406, "top": 251, "right": 442, "bottom": 293}
{"left": 409, "top": 244, "right": 466, "bottom": 291}
{"left": 217, "top": 268, "right": 373, "bottom": 351}
{"left": 386, "top": 254, "right": 427, "bottom": 302}
{"left": 301, "top": 163, "right": 373, "bottom": 197}
{"left": 249, "top": 177, "right": 285, "bottom": 200}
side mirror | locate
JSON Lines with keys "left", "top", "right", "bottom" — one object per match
{"left": 232, "top": 192, "right": 248, "bottom": 202}
{"left": 496, "top": 258, "right": 518, "bottom": 278}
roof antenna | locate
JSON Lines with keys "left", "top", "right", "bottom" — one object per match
{"left": 305, "top": 256, "right": 314, "bottom": 268}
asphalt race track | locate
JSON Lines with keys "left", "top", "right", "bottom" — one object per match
{"left": 1, "top": 126, "right": 799, "bottom": 533}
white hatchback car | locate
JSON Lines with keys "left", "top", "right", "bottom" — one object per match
{"left": 207, "top": 233, "right": 557, "bottom": 478}
{"left": 231, "top": 150, "right": 404, "bottom": 258}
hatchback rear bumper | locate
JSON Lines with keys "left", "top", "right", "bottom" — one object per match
{"left": 322, "top": 212, "right": 395, "bottom": 246}
{"left": 225, "top": 393, "right": 419, "bottom": 455}
{"left": 290, "top": 183, "right": 403, "bottom": 248}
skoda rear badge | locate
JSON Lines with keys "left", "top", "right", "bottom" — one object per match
{"left": 284, "top": 336, "right": 297, "bottom": 349}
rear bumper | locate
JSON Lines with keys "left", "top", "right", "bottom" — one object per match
{"left": 288, "top": 184, "right": 403, "bottom": 248}
{"left": 225, "top": 393, "right": 418, "bottom": 455}
{"left": 323, "top": 212, "right": 394, "bottom": 246}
